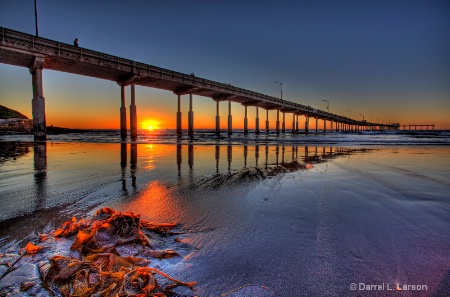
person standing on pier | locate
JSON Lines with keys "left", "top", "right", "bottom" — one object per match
{"left": 74, "top": 38, "right": 78, "bottom": 47}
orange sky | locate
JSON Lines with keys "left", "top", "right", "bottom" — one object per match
{"left": 1, "top": 67, "right": 449, "bottom": 130}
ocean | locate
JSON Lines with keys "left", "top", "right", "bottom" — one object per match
{"left": 2, "top": 129, "right": 450, "bottom": 145}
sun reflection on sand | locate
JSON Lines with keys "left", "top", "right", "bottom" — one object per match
{"left": 124, "top": 180, "right": 181, "bottom": 223}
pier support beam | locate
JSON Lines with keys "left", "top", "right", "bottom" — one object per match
{"left": 282, "top": 112, "right": 286, "bottom": 133}
{"left": 315, "top": 118, "right": 318, "bottom": 134}
{"left": 176, "top": 95, "right": 182, "bottom": 135}
{"left": 215, "top": 100, "right": 220, "bottom": 135}
{"left": 117, "top": 75, "right": 139, "bottom": 140}
{"left": 130, "top": 83, "right": 137, "bottom": 140}
{"left": 228, "top": 100, "right": 232, "bottom": 135}
{"left": 276, "top": 109, "right": 280, "bottom": 134}
{"left": 188, "top": 93, "right": 194, "bottom": 136}
{"left": 305, "top": 115, "right": 309, "bottom": 134}
{"left": 120, "top": 85, "right": 127, "bottom": 139}
{"left": 292, "top": 113, "right": 295, "bottom": 133}
{"left": 30, "top": 57, "right": 46, "bottom": 141}
{"left": 265, "top": 109, "right": 269, "bottom": 133}
{"left": 323, "top": 119, "right": 327, "bottom": 133}
{"left": 295, "top": 115, "right": 299, "bottom": 132}
{"left": 255, "top": 107, "right": 260, "bottom": 134}
{"left": 244, "top": 105, "right": 248, "bottom": 134}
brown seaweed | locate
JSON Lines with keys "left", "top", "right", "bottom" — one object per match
{"left": 22, "top": 207, "right": 196, "bottom": 297}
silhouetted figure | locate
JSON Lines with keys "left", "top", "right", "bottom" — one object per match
{"left": 74, "top": 38, "right": 78, "bottom": 47}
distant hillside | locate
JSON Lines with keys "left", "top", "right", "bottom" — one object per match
{"left": 0, "top": 105, "right": 29, "bottom": 119}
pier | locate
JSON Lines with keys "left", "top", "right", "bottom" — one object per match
{"left": 0, "top": 27, "right": 399, "bottom": 140}
{"left": 401, "top": 124, "right": 435, "bottom": 131}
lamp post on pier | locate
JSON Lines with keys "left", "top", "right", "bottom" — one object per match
{"left": 347, "top": 109, "right": 351, "bottom": 118}
{"left": 275, "top": 81, "right": 283, "bottom": 100}
{"left": 323, "top": 100, "right": 329, "bottom": 112}
{"left": 34, "top": 0, "right": 39, "bottom": 36}
{"left": 360, "top": 113, "right": 365, "bottom": 131}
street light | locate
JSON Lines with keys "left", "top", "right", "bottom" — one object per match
{"left": 323, "top": 100, "right": 329, "bottom": 112}
{"left": 360, "top": 113, "right": 365, "bottom": 121}
{"left": 376, "top": 118, "right": 379, "bottom": 123}
{"left": 275, "top": 81, "right": 283, "bottom": 100}
{"left": 346, "top": 109, "right": 351, "bottom": 118}
{"left": 34, "top": 0, "right": 39, "bottom": 36}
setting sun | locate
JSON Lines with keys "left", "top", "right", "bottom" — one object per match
{"left": 141, "top": 119, "right": 159, "bottom": 131}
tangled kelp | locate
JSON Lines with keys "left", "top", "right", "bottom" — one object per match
{"left": 0, "top": 208, "right": 196, "bottom": 297}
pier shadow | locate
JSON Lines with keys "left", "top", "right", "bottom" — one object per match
{"left": 33, "top": 142, "right": 47, "bottom": 208}
{"left": 172, "top": 144, "right": 374, "bottom": 189}
{"left": 120, "top": 142, "right": 138, "bottom": 195}
{"left": 0, "top": 142, "right": 32, "bottom": 164}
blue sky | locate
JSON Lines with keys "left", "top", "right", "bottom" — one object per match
{"left": 1, "top": 0, "right": 449, "bottom": 129}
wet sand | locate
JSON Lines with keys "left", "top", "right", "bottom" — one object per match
{"left": 0, "top": 143, "right": 449, "bottom": 296}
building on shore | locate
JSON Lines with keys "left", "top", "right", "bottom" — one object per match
{"left": 0, "top": 118, "right": 33, "bottom": 133}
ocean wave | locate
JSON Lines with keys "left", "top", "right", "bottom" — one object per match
{"left": 1, "top": 129, "right": 450, "bottom": 145}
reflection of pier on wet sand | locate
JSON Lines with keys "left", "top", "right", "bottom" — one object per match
{"left": 108, "top": 143, "right": 372, "bottom": 192}
{"left": 171, "top": 144, "right": 372, "bottom": 188}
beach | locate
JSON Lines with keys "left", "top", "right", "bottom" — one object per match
{"left": 0, "top": 135, "right": 449, "bottom": 296}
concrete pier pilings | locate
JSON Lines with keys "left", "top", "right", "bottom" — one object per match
{"left": 276, "top": 109, "right": 280, "bottom": 134}
{"left": 244, "top": 105, "right": 248, "bottom": 134}
{"left": 292, "top": 113, "right": 295, "bottom": 133}
{"left": 282, "top": 112, "right": 286, "bottom": 133}
{"left": 305, "top": 115, "right": 309, "bottom": 134}
{"left": 120, "top": 85, "right": 127, "bottom": 139}
{"left": 227, "top": 100, "right": 232, "bottom": 135}
{"left": 215, "top": 99, "right": 220, "bottom": 135}
{"left": 188, "top": 93, "right": 194, "bottom": 136}
{"left": 118, "top": 75, "right": 138, "bottom": 140}
{"left": 265, "top": 109, "right": 269, "bottom": 133}
{"left": 176, "top": 94, "right": 182, "bottom": 136}
{"left": 130, "top": 83, "right": 137, "bottom": 140}
{"left": 255, "top": 106, "right": 260, "bottom": 134}
{"left": 30, "top": 57, "right": 46, "bottom": 141}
